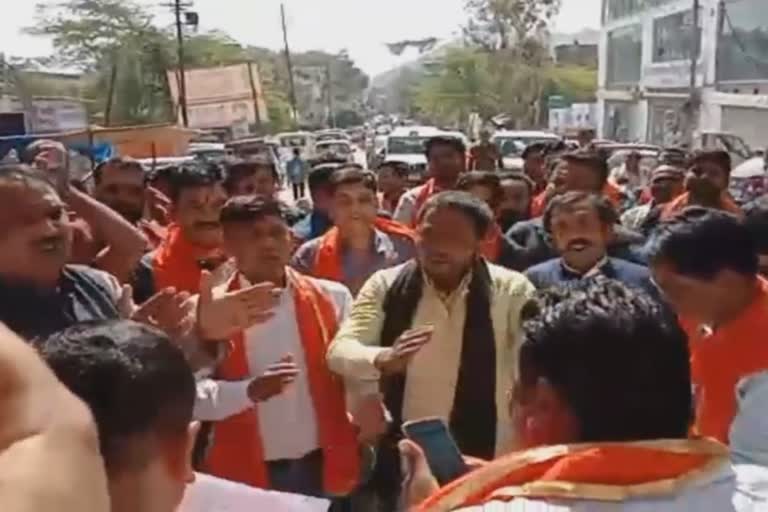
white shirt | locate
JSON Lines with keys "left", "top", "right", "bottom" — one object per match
{"left": 194, "top": 274, "right": 353, "bottom": 462}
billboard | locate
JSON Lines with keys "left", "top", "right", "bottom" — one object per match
{"left": 167, "top": 63, "right": 269, "bottom": 129}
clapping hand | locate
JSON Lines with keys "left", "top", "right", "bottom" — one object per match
{"left": 196, "top": 271, "right": 280, "bottom": 341}
{"left": 247, "top": 355, "right": 300, "bottom": 403}
{"left": 119, "top": 285, "right": 195, "bottom": 339}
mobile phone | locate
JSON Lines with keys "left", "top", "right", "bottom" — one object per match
{"left": 402, "top": 418, "right": 469, "bottom": 485}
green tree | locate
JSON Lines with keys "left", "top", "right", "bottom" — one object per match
{"left": 26, "top": 0, "right": 154, "bottom": 69}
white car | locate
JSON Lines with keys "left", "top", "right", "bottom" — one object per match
{"left": 385, "top": 126, "right": 469, "bottom": 180}
{"left": 313, "top": 140, "right": 354, "bottom": 163}
{"left": 491, "top": 130, "right": 560, "bottom": 170}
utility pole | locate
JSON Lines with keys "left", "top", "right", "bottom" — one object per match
{"left": 326, "top": 63, "right": 335, "bottom": 128}
{"left": 280, "top": 3, "right": 299, "bottom": 123}
{"left": 174, "top": 0, "right": 189, "bottom": 127}
{"left": 687, "top": 0, "right": 701, "bottom": 144}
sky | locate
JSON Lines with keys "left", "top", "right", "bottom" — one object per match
{"left": 1, "top": 0, "right": 602, "bottom": 76}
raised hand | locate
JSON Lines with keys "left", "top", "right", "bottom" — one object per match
{"left": 374, "top": 325, "right": 434, "bottom": 375}
{"left": 121, "top": 284, "right": 194, "bottom": 339}
{"left": 196, "top": 270, "right": 280, "bottom": 341}
{"left": 247, "top": 355, "right": 300, "bottom": 403}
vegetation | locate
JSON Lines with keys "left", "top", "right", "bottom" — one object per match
{"left": 391, "top": 0, "right": 596, "bottom": 129}
{"left": 21, "top": 0, "right": 369, "bottom": 130}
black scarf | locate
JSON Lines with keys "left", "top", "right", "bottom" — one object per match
{"left": 380, "top": 258, "right": 498, "bottom": 457}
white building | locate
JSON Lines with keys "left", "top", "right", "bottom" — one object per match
{"left": 598, "top": 0, "right": 768, "bottom": 149}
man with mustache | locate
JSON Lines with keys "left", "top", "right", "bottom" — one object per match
{"left": 661, "top": 150, "right": 742, "bottom": 220}
{"left": 328, "top": 191, "right": 535, "bottom": 509}
{"left": 22, "top": 140, "right": 148, "bottom": 283}
{"left": 292, "top": 167, "right": 416, "bottom": 295}
{"left": 133, "top": 164, "right": 229, "bottom": 304}
{"left": 497, "top": 171, "right": 533, "bottom": 232}
{"left": 0, "top": 165, "right": 190, "bottom": 341}
{"left": 510, "top": 154, "right": 646, "bottom": 268}
{"left": 524, "top": 191, "right": 656, "bottom": 297}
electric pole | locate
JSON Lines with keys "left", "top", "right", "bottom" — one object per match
{"left": 326, "top": 63, "right": 335, "bottom": 128}
{"left": 687, "top": 0, "right": 701, "bottom": 144}
{"left": 281, "top": 3, "right": 299, "bottom": 123}
{"left": 174, "top": 0, "right": 189, "bottom": 127}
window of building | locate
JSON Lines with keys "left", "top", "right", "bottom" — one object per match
{"left": 605, "top": 0, "right": 677, "bottom": 23}
{"left": 606, "top": 25, "right": 643, "bottom": 86}
{"left": 717, "top": 0, "right": 768, "bottom": 83}
{"left": 653, "top": 10, "right": 697, "bottom": 63}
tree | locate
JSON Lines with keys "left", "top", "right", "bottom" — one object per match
{"left": 26, "top": 0, "right": 154, "bottom": 69}
{"left": 463, "top": 0, "right": 561, "bottom": 53}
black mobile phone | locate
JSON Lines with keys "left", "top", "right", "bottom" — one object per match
{"left": 402, "top": 418, "right": 470, "bottom": 485}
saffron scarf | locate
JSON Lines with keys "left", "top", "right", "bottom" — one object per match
{"left": 419, "top": 438, "right": 728, "bottom": 511}
{"left": 153, "top": 223, "right": 222, "bottom": 294}
{"left": 661, "top": 191, "right": 743, "bottom": 221}
{"left": 481, "top": 223, "right": 503, "bottom": 263}
{"left": 312, "top": 218, "right": 416, "bottom": 283}
{"left": 412, "top": 179, "right": 437, "bottom": 227}
{"left": 204, "top": 268, "right": 360, "bottom": 495}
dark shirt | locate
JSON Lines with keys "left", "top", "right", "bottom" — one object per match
{"left": 525, "top": 257, "right": 659, "bottom": 299}
{"left": 507, "top": 217, "right": 648, "bottom": 268}
{"left": 0, "top": 265, "right": 120, "bottom": 341}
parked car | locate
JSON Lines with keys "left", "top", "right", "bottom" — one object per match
{"left": 491, "top": 130, "right": 561, "bottom": 170}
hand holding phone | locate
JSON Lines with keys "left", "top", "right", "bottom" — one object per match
{"left": 402, "top": 418, "right": 469, "bottom": 486}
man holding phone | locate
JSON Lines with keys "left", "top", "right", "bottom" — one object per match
{"left": 328, "top": 191, "right": 535, "bottom": 509}
{"left": 401, "top": 280, "right": 768, "bottom": 511}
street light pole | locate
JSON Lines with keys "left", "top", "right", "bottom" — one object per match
{"left": 687, "top": 0, "right": 701, "bottom": 144}
{"left": 174, "top": 0, "right": 189, "bottom": 127}
{"left": 281, "top": 3, "right": 299, "bottom": 123}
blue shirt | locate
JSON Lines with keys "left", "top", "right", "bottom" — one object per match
{"left": 525, "top": 257, "right": 659, "bottom": 299}
{"left": 286, "top": 156, "right": 308, "bottom": 183}
{"left": 292, "top": 210, "right": 333, "bottom": 244}
{"left": 291, "top": 228, "right": 416, "bottom": 295}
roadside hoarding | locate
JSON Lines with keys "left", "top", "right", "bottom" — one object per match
{"left": 167, "top": 63, "right": 269, "bottom": 130}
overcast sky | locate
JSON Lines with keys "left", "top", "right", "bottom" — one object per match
{"left": 1, "top": 0, "right": 602, "bottom": 76}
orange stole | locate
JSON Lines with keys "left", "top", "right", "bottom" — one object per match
{"left": 204, "top": 268, "right": 360, "bottom": 494}
{"left": 661, "top": 191, "right": 743, "bottom": 221}
{"left": 312, "top": 218, "right": 416, "bottom": 282}
{"left": 153, "top": 223, "right": 219, "bottom": 294}
{"left": 481, "top": 223, "right": 503, "bottom": 263}
{"left": 418, "top": 438, "right": 727, "bottom": 511}
{"left": 412, "top": 179, "right": 437, "bottom": 227}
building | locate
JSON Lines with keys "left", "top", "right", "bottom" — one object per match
{"left": 598, "top": 0, "right": 768, "bottom": 149}
{"left": 552, "top": 29, "right": 600, "bottom": 67}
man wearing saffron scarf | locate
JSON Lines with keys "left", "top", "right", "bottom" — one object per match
{"left": 328, "top": 191, "right": 535, "bottom": 509}
{"left": 402, "top": 280, "right": 767, "bottom": 511}
{"left": 194, "top": 196, "right": 363, "bottom": 499}
{"left": 648, "top": 207, "right": 768, "bottom": 444}
{"left": 292, "top": 167, "right": 416, "bottom": 295}
{"left": 456, "top": 171, "right": 525, "bottom": 271}
{"left": 133, "top": 165, "right": 229, "bottom": 304}
{"left": 530, "top": 149, "right": 624, "bottom": 218}
{"left": 660, "top": 150, "right": 742, "bottom": 221}
{"left": 394, "top": 136, "right": 467, "bottom": 227}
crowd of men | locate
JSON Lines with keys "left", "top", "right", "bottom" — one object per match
{"left": 2, "top": 133, "right": 768, "bottom": 512}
